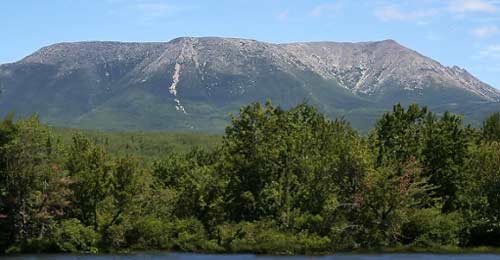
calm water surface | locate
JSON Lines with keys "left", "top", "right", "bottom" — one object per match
{"left": 2, "top": 253, "right": 500, "bottom": 260}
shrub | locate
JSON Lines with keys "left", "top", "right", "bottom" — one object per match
{"left": 126, "top": 217, "right": 172, "bottom": 250}
{"left": 50, "top": 219, "right": 99, "bottom": 253}
{"left": 402, "top": 208, "right": 463, "bottom": 247}
{"left": 169, "top": 218, "right": 211, "bottom": 252}
{"left": 215, "top": 221, "right": 330, "bottom": 254}
{"left": 126, "top": 217, "right": 214, "bottom": 252}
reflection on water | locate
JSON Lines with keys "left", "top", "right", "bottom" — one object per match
{"left": 2, "top": 253, "right": 500, "bottom": 260}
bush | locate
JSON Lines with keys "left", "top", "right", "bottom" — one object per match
{"left": 402, "top": 208, "right": 463, "bottom": 247}
{"left": 126, "top": 217, "right": 172, "bottom": 250}
{"left": 126, "top": 217, "right": 215, "bottom": 252}
{"left": 215, "top": 221, "right": 330, "bottom": 254}
{"left": 169, "top": 218, "right": 212, "bottom": 252}
{"left": 50, "top": 219, "right": 99, "bottom": 253}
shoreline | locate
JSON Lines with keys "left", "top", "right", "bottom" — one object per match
{"left": 6, "top": 247, "right": 500, "bottom": 257}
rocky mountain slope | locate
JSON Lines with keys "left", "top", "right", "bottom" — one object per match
{"left": 283, "top": 40, "right": 500, "bottom": 101}
{"left": 0, "top": 37, "right": 499, "bottom": 132}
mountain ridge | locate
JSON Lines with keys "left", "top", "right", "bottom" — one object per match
{"left": 1, "top": 36, "right": 499, "bottom": 132}
{"left": 16, "top": 37, "right": 500, "bottom": 100}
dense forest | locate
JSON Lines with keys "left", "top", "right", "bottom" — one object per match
{"left": 1, "top": 102, "right": 500, "bottom": 254}
{"left": 53, "top": 128, "right": 220, "bottom": 162}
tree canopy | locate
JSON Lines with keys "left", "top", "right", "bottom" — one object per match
{"left": 0, "top": 103, "right": 499, "bottom": 254}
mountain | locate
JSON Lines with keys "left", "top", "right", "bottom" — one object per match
{"left": 0, "top": 37, "right": 499, "bottom": 132}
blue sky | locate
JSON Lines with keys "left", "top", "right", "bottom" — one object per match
{"left": 1, "top": 0, "right": 500, "bottom": 88}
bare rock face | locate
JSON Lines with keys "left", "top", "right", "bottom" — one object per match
{"left": 0, "top": 37, "right": 499, "bottom": 132}
{"left": 282, "top": 40, "right": 500, "bottom": 101}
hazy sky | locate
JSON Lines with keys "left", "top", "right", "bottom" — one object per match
{"left": 1, "top": 0, "right": 500, "bottom": 88}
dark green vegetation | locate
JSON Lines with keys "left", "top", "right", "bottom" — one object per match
{"left": 1, "top": 102, "right": 500, "bottom": 255}
{"left": 53, "top": 128, "right": 220, "bottom": 161}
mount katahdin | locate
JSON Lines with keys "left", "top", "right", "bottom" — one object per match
{"left": 0, "top": 37, "right": 499, "bottom": 132}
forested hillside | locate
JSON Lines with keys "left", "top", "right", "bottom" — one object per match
{"left": 1, "top": 102, "right": 500, "bottom": 254}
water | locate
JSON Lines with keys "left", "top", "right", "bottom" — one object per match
{"left": 2, "top": 253, "right": 500, "bottom": 260}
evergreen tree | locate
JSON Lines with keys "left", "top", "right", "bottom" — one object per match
{"left": 482, "top": 112, "right": 500, "bottom": 142}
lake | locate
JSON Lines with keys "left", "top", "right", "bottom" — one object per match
{"left": 2, "top": 253, "right": 500, "bottom": 260}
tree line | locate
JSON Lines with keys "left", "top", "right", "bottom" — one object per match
{"left": 1, "top": 102, "right": 500, "bottom": 254}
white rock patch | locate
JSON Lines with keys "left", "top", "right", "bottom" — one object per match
{"left": 169, "top": 63, "right": 187, "bottom": 114}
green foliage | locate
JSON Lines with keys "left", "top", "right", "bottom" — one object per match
{"left": 482, "top": 112, "right": 500, "bottom": 142}
{"left": 1, "top": 102, "right": 499, "bottom": 254}
{"left": 371, "top": 104, "right": 431, "bottom": 166}
{"left": 421, "top": 112, "right": 470, "bottom": 212}
{"left": 463, "top": 141, "right": 500, "bottom": 246}
{"left": 402, "top": 208, "right": 462, "bottom": 247}
{"left": 354, "top": 159, "right": 435, "bottom": 247}
{"left": 0, "top": 115, "right": 67, "bottom": 250}
{"left": 221, "top": 102, "right": 365, "bottom": 228}
{"left": 167, "top": 218, "right": 211, "bottom": 252}
{"left": 153, "top": 149, "right": 226, "bottom": 226}
{"left": 66, "top": 134, "right": 113, "bottom": 230}
{"left": 126, "top": 216, "right": 172, "bottom": 250}
{"left": 122, "top": 217, "right": 215, "bottom": 252}
{"left": 215, "top": 221, "right": 331, "bottom": 254}
{"left": 54, "top": 127, "right": 220, "bottom": 161}
{"left": 371, "top": 104, "right": 471, "bottom": 212}
{"left": 50, "top": 219, "right": 99, "bottom": 253}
